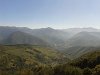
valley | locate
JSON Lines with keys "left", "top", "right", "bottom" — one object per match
{"left": 0, "top": 26, "right": 100, "bottom": 75}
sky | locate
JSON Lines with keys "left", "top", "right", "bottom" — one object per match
{"left": 0, "top": 0, "right": 100, "bottom": 29}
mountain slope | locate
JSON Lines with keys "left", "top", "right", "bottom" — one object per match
{"left": 64, "top": 46, "right": 100, "bottom": 59}
{"left": 0, "top": 45, "right": 69, "bottom": 66}
{"left": 63, "top": 32, "right": 100, "bottom": 58}
{"left": 66, "top": 32, "right": 100, "bottom": 47}
{"left": 31, "top": 27, "right": 69, "bottom": 49}
{"left": 1, "top": 26, "right": 100, "bottom": 52}
{"left": 4, "top": 31, "right": 48, "bottom": 46}
{"left": 70, "top": 51, "right": 100, "bottom": 69}
{"left": 0, "top": 26, "right": 69, "bottom": 49}
{"left": 62, "top": 27, "right": 100, "bottom": 36}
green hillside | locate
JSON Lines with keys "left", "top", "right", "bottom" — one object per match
{"left": 0, "top": 45, "right": 69, "bottom": 67}
{"left": 70, "top": 51, "right": 100, "bottom": 69}
{"left": 0, "top": 45, "right": 100, "bottom": 75}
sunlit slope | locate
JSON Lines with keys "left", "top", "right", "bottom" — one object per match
{"left": 0, "top": 45, "right": 69, "bottom": 67}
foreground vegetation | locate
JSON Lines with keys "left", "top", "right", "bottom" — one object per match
{"left": 0, "top": 45, "right": 100, "bottom": 75}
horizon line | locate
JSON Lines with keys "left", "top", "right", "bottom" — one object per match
{"left": 0, "top": 25, "right": 99, "bottom": 30}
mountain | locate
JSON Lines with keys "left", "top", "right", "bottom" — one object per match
{"left": 1, "top": 26, "right": 100, "bottom": 49}
{"left": 0, "top": 26, "right": 100, "bottom": 58}
{"left": 71, "top": 51, "right": 100, "bottom": 69}
{"left": 0, "top": 26, "right": 100, "bottom": 75}
{"left": 66, "top": 31, "right": 100, "bottom": 47}
{"left": 0, "top": 27, "right": 49, "bottom": 46}
{"left": 4, "top": 31, "right": 48, "bottom": 46}
{"left": 64, "top": 46, "right": 100, "bottom": 59}
{"left": 0, "top": 26, "right": 33, "bottom": 43}
{"left": 0, "top": 26, "right": 69, "bottom": 49}
{"left": 30, "top": 27, "right": 70, "bottom": 49}
{"left": 63, "top": 31, "right": 100, "bottom": 58}
{"left": 62, "top": 27, "right": 100, "bottom": 36}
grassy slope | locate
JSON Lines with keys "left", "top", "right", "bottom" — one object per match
{"left": 70, "top": 51, "right": 100, "bottom": 68}
{"left": 0, "top": 45, "right": 69, "bottom": 67}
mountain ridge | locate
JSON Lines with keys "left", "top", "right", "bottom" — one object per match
{"left": 0, "top": 26, "right": 100, "bottom": 58}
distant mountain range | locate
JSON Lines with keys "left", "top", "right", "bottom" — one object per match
{"left": 0, "top": 26, "right": 100, "bottom": 58}
{"left": 66, "top": 31, "right": 100, "bottom": 47}
{"left": 62, "top": 27, "right": 100, "bottom": 35}
{"left": 5, "top": 31, "right": 48, "bottom": 46}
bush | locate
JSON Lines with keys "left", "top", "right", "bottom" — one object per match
{"left": 83, "top": 68, "right": 92, "bottom": 75}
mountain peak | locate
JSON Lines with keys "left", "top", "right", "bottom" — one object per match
{"left": 47, "top": 27, "right": 53, "bottom": 29}
{"left": 43, "top": 27, "right": 54, "bottom": 30}
{"left": 37, "top": 27, "right": 55, "bottom": 32}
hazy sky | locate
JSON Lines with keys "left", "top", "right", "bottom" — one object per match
{"left": 0, "top": 0, "right": 100, "bottom": 29}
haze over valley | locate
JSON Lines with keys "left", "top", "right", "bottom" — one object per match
{"left": 0, "top": 26, "right": 100, "bottom": 75}
{"left": 0, "top": 26, "right": 100, "bottom": 58}
{"left": 0, "top": 0, "right": 100, "bottom": 75}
